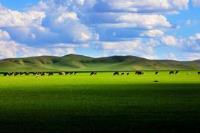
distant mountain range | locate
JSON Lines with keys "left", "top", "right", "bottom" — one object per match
{"left": 0, "top": 54, "right": 199, "bottom": 72}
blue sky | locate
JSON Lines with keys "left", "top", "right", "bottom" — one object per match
{"left": 0, "top": 0, "right": 200, "bottom": 60}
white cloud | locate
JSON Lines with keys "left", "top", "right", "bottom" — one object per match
{"left": 0, "top": 40, "right": 77, "bottom": 59}
{"left": 182, "top": 52, "right": 200, "bottom": 60}
{"left": 0, "top": 41, "right": 20, "bottom": 58}
{"left": 0, "top": 6, "right": 45, "bottom": 27}
{"left": 55, "top": 12, "right": 78, "bottom": 23}
{"left": 0, "top": 40, "right": 51, "bottom": 59}
{"left": 96, "top": 13, "right": 171, "bottom": 29}
{"left": 104, "top": 0, "right": 189, "bottom": 12}
{"left": 190, "top": 33, "right": 200, "bottom": 41}
{"left": 161, "top": 35, "right": 178, "bottom": 46}
{"left": 192, "top": 0, "right": 200, "bottom": 7}
{"left": 100, "top": 39, "right": 158, "bottom": 59}
{"left": 140, "top": 29, "right": 164, "bottom": 37}
{"left": 187, "top": 33, "right": 200, "bottom": 52}
{"left": 34, "top": 2, "right": 98, "bottom": 43}
{"left": 0, "top": 0, "right": 194, "bottom": 60}
{"left": 0, "top": 29, "right": 11, "bottom": 40}
{"left": 102, "top": 40, "right": 140, "bottom": 52}
{"left": 166, "top": 53, "right": 178, "bottom": 60}
{"left": 116, "top": 13, "right": 171, "bottom": 29}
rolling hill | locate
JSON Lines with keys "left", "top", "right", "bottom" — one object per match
{"left": 0, "top": 54, "right": 199, "bottom": 72}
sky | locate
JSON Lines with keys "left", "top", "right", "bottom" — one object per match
{"left": 0, "top": 0, "right": 200, "bottom": 60}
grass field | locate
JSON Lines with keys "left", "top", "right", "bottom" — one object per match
{"left": 0, "top": 71, "right": 200, "bottom": 133}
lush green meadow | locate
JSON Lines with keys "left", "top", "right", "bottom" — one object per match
{"left": 0, "top": 71, "right": 200, "bottom": 132}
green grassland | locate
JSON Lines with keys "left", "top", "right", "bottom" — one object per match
{"left": 0, "top": 71, "right": 200, "bottom": 132}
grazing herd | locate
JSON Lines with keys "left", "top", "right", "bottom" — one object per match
{"left": 0, "top": 72, "right": 78, "bottom": 77}
{"left": 0, "top": 71, "right": 199, "bottom": 77}
{"left": 169, "top": 70, "right": 179, "bottom": 75}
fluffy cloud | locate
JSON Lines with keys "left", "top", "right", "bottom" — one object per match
{"left": 100, "top": 39, "right": 158, "bottom": 59}
{"left": 93, "top": 0, "right": 189, "bottom": 12}
{"left": 140, "top": 29, "right": 164, "bottom": 37}
{"left": 187, "top": 33, "right": 200, "bottom": 52}
{"left": 184, "top": 52, "right": 200, "bottom": 60}
{"left": 94, "top": 13, "right": 171, "bottom": 30}
{"left": 166, "top": 53, "right": 178, "bottom": 60}
{"left": 0, "top": 40, "right": 77, "bottom": 59}
{"left": 192, "top": 0, "right": 200, "bottom": 7}
{"left": 161, "top": 35, "right": 178, "bottom": 46}
{"left": 115, "top": 13, "right": 171, "bottom": 28}
{"left": 0, "top": 0, "right": 196, "bottom": 60}
{"left": 0, "top": 29, "right": 11, "bottom": 40}
{"left": 0, "top": 6, "right": 45, "bottom": 27}
{"left": 190, "top": 33, "right": 200, "bottom": 41}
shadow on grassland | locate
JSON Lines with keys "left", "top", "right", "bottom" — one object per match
{"left": 0, "top": 83, "right": 200, "bottom": 133}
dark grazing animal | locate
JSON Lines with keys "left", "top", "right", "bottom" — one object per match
{"left": 135, "top": 71, "right": 144, "bottom": 75}
{"left": 14, "top": 72, "right": 19, "bottom": 76}
{"left": 41, "top": 72, "right": 45, "bottom": 76}
{"left": 121, "top": 72, "right": 125, "bottom": 75}
{"left": 24, "top": 72, "right": 29, "bottom": 76}
{"left": 7, "top": 72, "right": 14, "bottom": 76}
{"left": 74, "top": 72, "right": 78, "bottom": 75}
{"left": 69, "top": 72, "right": 74, "bottom": 75}
{"left": 65, "top": 72, "right": 69, "bottom": 75}
{"left": 175, "top": 71, "right": 179, "bottom": 74}
{"left": 113, "top": 72, "right": 119, "bottom": 76}
{"left": 32, "top": 72, "right": 37, "bottom": 76}
{"left": 155, "top": 71, "right": 159, "bottom": 75}
{"left": 48, "top": 72, "right": 54, "bottom": 76}
{"left": 20, "top": 72, "right": 25, "bottom": 76}
{"left": 169, "top": 71, "right": 174, "bottom": 75}
{"left": 127, "top": 73, "right": 130, "bottom": 75}
{"left": 198, "top": 72, "right": 200, "bottom": 75}
{"left": 90, "top": 72, "right": 97, "bottom": 76}
{"left": 59, "top": 72, "right": 65, "bottom": 75}
{"left": 3, "top": 73, "right": 8, "bottom": 76}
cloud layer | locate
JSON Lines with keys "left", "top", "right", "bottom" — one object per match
{"left": 0, "top": 0, "right": 199, "bottom": 60}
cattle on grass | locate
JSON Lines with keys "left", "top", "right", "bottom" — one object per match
{"left": 74, "top": 72, "right": 78, "bottom": 75}
{"left": 0, "top": 72, "right": 7, "bottom": 76}
{"left": 135, "top": 71, "right": 144, "bottom": 75}
{"left": 155, "top": 71, "right": 159, "bottom": 75}
{"left": 31, "top": 72, "right": 37, "bottom": 76}
{"left": 169, "top": 71, "right": 174, "bottom": 75}
{"left": 90, "top": 72, "right": 97, "bottom": 76}
{"left": 113, "top": 72, "right": 119, "bottom": 76}
{"left": 175, "top": 71, "right": 179, "bottom": 74}
{"left": 7, "top": 72, "right": 14, "bottom": 76}
{"left": 121, "top": 72, "right": 125, "bottom": 75}
{"left": 14, "top": 72, "right": 19, "bottom": 76}
{"left": 20, "top": 72, "right": 25, "bottom": 76}
{"left": 3, "top": 72, "right": 10, "bottom": 76}
{"left": 25, "top": 72, "right": 29, "bottom": 76}
{"left": 59, "top": 72, "right": 65, "bottom": 75}
{"left": 49, "top": 72, "right": 54, "bottom": 76}
{"left": 3, "top": 73, "right": 7, "bottom": 76}
{"left": 198, "top": 72, "right": 200, "bottom": 75}
{"left": 41, "top": 72, "right": 45, "bottom": 76}
{"left": 69, "top": 72, "right": 74, "bottom": 75}
{"left": 65, "top": 72, "right": 69, "bottom": 75}
{"left": 127, "top": 73, "right": 130, "bottom": 76}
